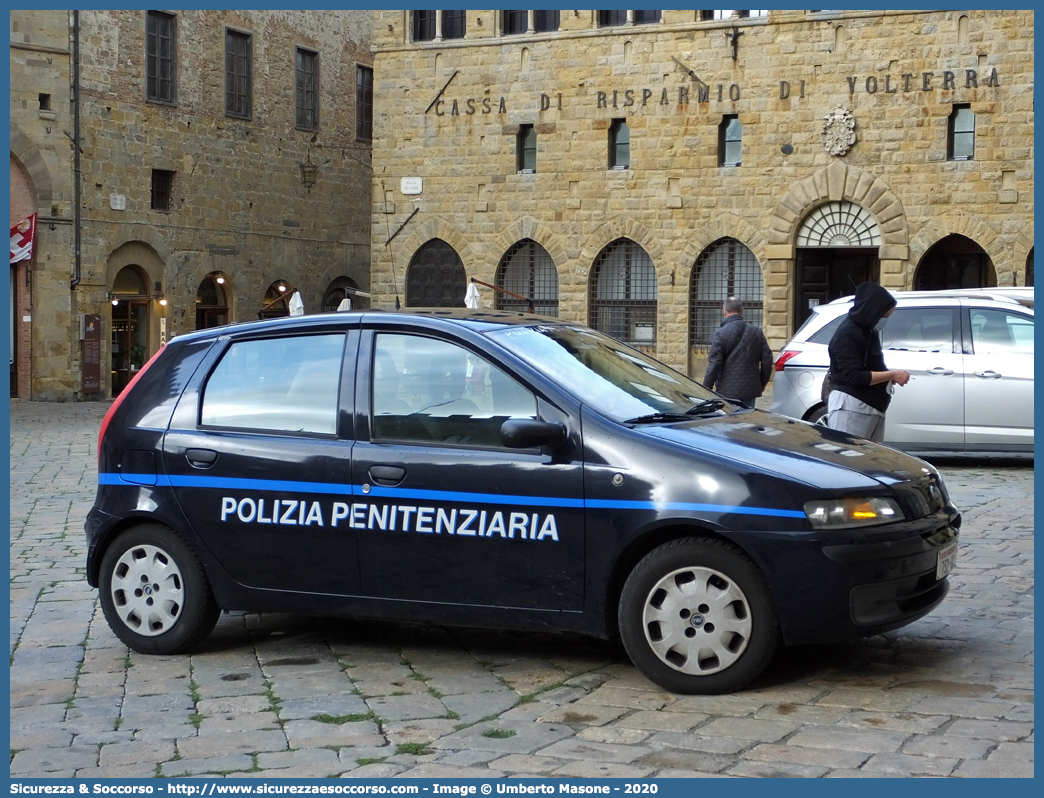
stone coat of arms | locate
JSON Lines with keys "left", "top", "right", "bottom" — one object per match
{"left": 822, "top": 106, "right": 856, "bottom": 156}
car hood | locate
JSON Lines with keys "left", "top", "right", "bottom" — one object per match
{"left": 634, "top": 409, "right": 931, "bottom": 492}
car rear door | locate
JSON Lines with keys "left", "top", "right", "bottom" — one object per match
{"left": 163, "top": 326, "right": 363, "bottom": 594}
{"left": 349, "top": 325, "right": 586, "bottom": 611}
{"left": 962, "top": 304, "right": 1034, "bottom": 449}
{"left": 881, "top": 304, "right": 965, "bottom": 448}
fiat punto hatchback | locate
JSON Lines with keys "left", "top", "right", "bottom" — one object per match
{"left": 86, "top": 310, "right": 960, "bottom": 694}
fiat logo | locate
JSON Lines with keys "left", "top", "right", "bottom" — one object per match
{"left": 689, "top": 613, "right": 705, "bottom": 628}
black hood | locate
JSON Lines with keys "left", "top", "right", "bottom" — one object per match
{"left": 848, "top": 282, "right": 897, "bottom": 328}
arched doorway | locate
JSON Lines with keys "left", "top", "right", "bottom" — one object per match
{"left": 690, "top": 237, "right": 765, "bottom": 354}
{"left": 196, "top": 272, "right": 231, "bottom": 329}
{"left": 589, "top": 238, "right": 657, "bottom": 354}
{"left": 110, "top": 265, "right": 151, "bottom": 397}
{"left": 914, "top": 235, "right": 996, "bottom": 290}
{"left": 259, "top": 280, "right": 293, "bottom": 318}
{"left": 495, "top": 239, "right": 559, "bottom": 315}
{"left": 406, "top": 239, "right": 466, "bottom": 307}
{"left": 322, "top": 277, "right": 369, "bottom": 311}
{"left": 794, "top": 201, "right": 881, "bottom": 327}
{"left": 1026, "top": 248, "right": 1034, "bottom": 288}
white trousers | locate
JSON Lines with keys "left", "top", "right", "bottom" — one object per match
{"left": 827, "top": 390, "right": 886, "bottom": 443}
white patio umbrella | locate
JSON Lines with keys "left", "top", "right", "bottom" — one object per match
{"left": 464, "top": 281, "right": 481, "bottom": 309}
{"left": 288, "top": 291, "right": 305, "bottom": 316}
{"left": 336, "top": 297, "right": 352, "bottom": 311}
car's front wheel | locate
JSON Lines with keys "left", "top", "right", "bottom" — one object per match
{"left": 99, "top": 524, "right": 219, "bottom": 654}
{"left": 619, "top": 538, "right": 779, "bottom": 694}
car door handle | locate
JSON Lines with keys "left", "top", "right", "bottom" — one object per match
{"left": 926, "top": 367, "right": 954, "bottom": 375}
{"left": 185, "top": 448, "right": 218, "bottom": 468}
{"left": 973, "top": 371, "right": 1003, "bottom": 380}
{"left": 369, "top": 465, "right": 406, "bottom": 486}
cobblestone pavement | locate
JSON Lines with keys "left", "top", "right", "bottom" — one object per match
{"left": 9, "top": 401, "right": 1033, "bottom": 779}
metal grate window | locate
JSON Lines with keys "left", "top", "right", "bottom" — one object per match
{"left": 796, "top": 201, "right": 880, "bottom": 247}
{"left": 225, "top": 29, "right": 252, "bottom": 118}
{"left": 590, "top": 239, "right": 657, "bottom": 351}
{"left": 146, "top": 11, "right": 176, "bottom": 104}
{"left": 689, "top": 238, "right": 764, "bottom": 350}
{"left": 496, "top": 240, "right": 559, "bottom": 316}
{"left": 295, "top": 48, "right": 318, "bottom": 131}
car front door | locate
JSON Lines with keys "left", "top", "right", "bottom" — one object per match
{"left": 881, "top": 305, "right": 965, "bottom": 448}
{"left": 350, "top": 328, "right": 586, "bottom": 611}
{"left": 163, "top": 328, "right": 363, "bottom": 594}
{"left": 962, "top": 306, "right": 1034, "bottom": 449}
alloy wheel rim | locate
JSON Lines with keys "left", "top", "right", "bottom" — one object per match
{"left": 642, "top": 565, "right": 752, "bottom": 674}
{"left": 110, "top": 544, "right": 184, "bottom": 636}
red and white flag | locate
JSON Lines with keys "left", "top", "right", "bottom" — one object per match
{"left": 10, "top": 214, "right": 37, "bottom": 264}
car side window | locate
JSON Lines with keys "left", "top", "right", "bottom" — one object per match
{"left": 970, "top": 309, "right": 1033, "bottom": 355}
{"left": 880, "top": 307, "right": 955, "bottom": 353}
{"left": 201, "top": 334, "right": 344, "bottom": 434}
{"left": 371, "top": 333, "right": 537, "bottom": 447}
{"left": 806, "top": 315, "right": 844, "bottom": 345}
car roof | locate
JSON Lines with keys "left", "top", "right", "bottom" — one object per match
{"left": 825, "top": 287, "right": 1033, "bottom": 308}
{"left": 165, "top": 308, "right": 566, "bottom": 346}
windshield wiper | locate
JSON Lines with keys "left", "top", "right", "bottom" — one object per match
{"left": 685, "top": 399, "right": 726, "bottom": 416}
{"left": 624, "top": 412, "right": 694, "bottom": 425}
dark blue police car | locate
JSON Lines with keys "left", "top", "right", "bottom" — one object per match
{"left": 86, "top": 310, "right": 960, "bottom": 694}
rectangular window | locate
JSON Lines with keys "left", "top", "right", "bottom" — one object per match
{"left": 949, "top": 104, "right": 975, "bottom": 160}
{"left": 146, "top": 11, "right": 176, "bottom": 104}
{"left": 413, "top": 10, "right": 436, "bottom": 41}
{"left": 534, "top": 10, "right": 560, "bottom": 32}
{"left": 443, "top": 10, "right": 466, "bottom": 39}
{"left": 225, "top": 29, "right": 252, "bottom": 119}
{"left": 633, "top": 10, "right": 661, "bottom": 25}
{"left": 598, "top": 10, "right": 628, "bottom": 27}
{"left": 609, "top": 119, "right": 630, "bottom": 169}
{"left": 356, "top": 65, "right": 373, "bottom": 142}
{"left": 719, "top": 115, "right": 742, "bottom": 166}
{"left": 517, "top": 124, "right": 536, "bottom": 173}
{"left": 201, "top": 334, "right": 345, "bottom": 435}
{"left": 295, "top": 48, "right": 318, "bottom": 131}
{"left": 503, "top": 10, "right": 527, "bottom": 35}
{"left": 151, "top": 169, "right": 175, "bottom": 211}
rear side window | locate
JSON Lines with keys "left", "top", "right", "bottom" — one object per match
{"left": 969, "top": 309, "right": 1034, "bottom": 355}
{"left": 881, "top": 307, "right": 956, "bottom": 352}
{"left": 201, "top": 334, "right": 344, "bottom": 434}
{"left": 806, "top": 315, "right": 845, "bottom": 345}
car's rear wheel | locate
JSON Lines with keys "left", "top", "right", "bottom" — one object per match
{"left": 619, "top": 538, "right": 778, "bottom": 694}
{"left": 806, "top": 404, "right": 829, "bottom": 426}
{"left": 99, "top": 524, "right": 219, "bottom": 654}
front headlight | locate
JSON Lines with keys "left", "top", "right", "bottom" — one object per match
{"left": 804, "top": 497, "right": 905, "bottom": 530}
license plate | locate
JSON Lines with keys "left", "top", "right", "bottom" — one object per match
{"left": 936, "top": 540, "right": 958, "bottom": 580}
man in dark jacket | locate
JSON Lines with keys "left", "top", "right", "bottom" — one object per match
{"left": 703, "top": 296, "right": 774, "bottom": 407}
{"left": 826, "top": 282, "right": 910, "bottom": 441}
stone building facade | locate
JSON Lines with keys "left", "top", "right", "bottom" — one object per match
{"left": 9, "top": 10, "right": 373, "bottom": 400}
{"left": 369, "top": 9, "right": 1034, "bottom": 377}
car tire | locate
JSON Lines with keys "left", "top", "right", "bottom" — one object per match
{"left": 99, "top": 524, "right": 220, "bottom": 655}
{"left": 806, "top": 404, "right": 829, "bottom": 426}
{"left": 618, "top": 537, "right": 779, "bottom": 694}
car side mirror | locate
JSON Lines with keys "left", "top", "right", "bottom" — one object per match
{"left": 500, "top": 419, "right": 567, "bottom": 450}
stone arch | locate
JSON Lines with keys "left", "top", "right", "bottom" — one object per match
{"left": 675, "top": 215, "right": 767, "bottom": 297}
{"left": 9, "top": 122, "right": 54, "bottom": 211}
{"left": 580, "top": 217, "right": 665, "bottom": 281}
{"left": 486, "top": 216, "right": 569, "bottom": 285}
{"left": 106, "top": 224, "right": 175, "bottom": 269}
{"left": 393, "top": 216, "right": 474, "bottom": 277}
{"left": 105, "top": 240, "right": 165, "bottom": 291}
{"left": 768, "top": 161, "right": 908, "bottom": 254}
{"left": 909, "top": 216, "right": 1008, "bottom": 288}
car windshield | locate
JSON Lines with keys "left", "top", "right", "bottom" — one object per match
{"left": 487, "top": 324, "right": 735, "bottom": 422}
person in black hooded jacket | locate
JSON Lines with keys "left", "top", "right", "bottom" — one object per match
{"left": 826, "top": 282, "right": 910, "bottom": 442}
